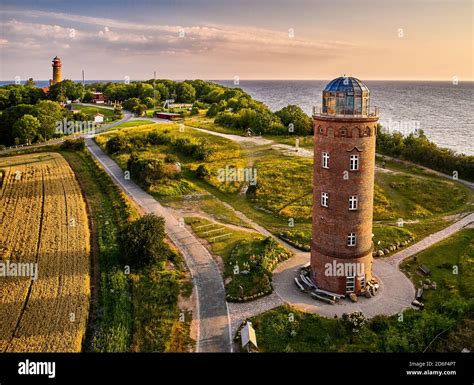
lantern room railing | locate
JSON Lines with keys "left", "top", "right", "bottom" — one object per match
{"left": 312, "top": 106, "right": 379, "bottom": 118}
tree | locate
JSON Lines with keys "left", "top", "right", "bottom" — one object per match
{"left": 122, "top": 97, "right": 141, "bottom": 112}
{"left": 12, "top": 114, "right": 40, "bottom": 144}
{"left": 8, "top": 88, "right": 22, "bottom": 106}
{"left": 132, "top": 104, "right": 147, "bottom": 116}
{"left": 176, "top": 82, "right": 196, "bottom": 103}
{"left": 206, "top": 103, "right": 219, "bottom": 117}
{"left": 0, "top": 104, "right": 38, "bottom": 145}
{"left": 120, "top": 214, "right": 167, "bottom": 267}
{"left": 48, "top": 80, "right": 83, "bottom": 102}
{"left": 275, "top": 105, "right": 313, "bottom": 135}
{"left": 143, "top": 97, "right": 155, "bottom": 109}
{"left": 156, "top": 83, "right": 169, "bottom": 101}
{"left": 35, "top": 100, "right": 64, "bottom": 140}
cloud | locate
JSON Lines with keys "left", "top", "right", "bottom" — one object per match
{"left": 0, "top": 9, "right": 358, "bottom": 59}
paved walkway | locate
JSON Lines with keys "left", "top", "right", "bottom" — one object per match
{"left": 386, "top": 212, "right": 474, "bottom": 267}
{"left": 227, "top": 293, "right": 283, "bottom": 337}
{"left": 85, "top": 139, "right": 232, "bottom": 352}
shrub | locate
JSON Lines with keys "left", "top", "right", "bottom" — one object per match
{"left": 195, "top": 164, "right": 210, "bottom": 179}
{"left": 60, "top": 138, "right": 86, "bottom": 151}
{"left": 119, "top": 214, "right": 166, "bottom": 268}
{"left": 206, "top": 103, "right": 219, "bottom": 117}
{"left": 377, "top": 128, "right": 474, "bottom": 182}
{"left": 147, "top": 131, "right": 171, "bottom": 145}
{"left": 164, "top": 154, "right": 178, "bottom": 164}
{"left": 106, "top": 135, "right": 130, "bottom": 154}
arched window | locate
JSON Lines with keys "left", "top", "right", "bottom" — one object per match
{"left": 351, "top": 127, "right": 361, "bottom": 138}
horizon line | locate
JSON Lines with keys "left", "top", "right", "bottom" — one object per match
{"left": 1, "top": 78, "right": 473, "bottom": 82}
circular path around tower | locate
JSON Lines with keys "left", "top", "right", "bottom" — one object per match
{"left": 272, "top": 252, "right": 415, "bottom": 318}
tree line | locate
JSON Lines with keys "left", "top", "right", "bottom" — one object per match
{"left": 377, "top": 128, "right": 474, "bottom": 182}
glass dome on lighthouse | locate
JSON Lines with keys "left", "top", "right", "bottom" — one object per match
{"left": 322, "top": 76, "right": 371, "bottom": 116}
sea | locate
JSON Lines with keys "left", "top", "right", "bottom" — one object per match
{"left": 2, "top": 79, "right": 473, "bottom": 156}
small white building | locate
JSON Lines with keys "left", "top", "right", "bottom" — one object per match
{"left": 94, "top": 113, "right": 104, "bottom": 124}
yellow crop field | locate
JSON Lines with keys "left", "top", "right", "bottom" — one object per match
{"left": 0, "top": 152, "right": 90, "bottom": 352}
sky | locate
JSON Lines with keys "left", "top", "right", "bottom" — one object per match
{"left": 0, "top": 0, "right": 472, "bottom": 81}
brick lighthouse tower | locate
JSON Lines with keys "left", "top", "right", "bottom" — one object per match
{"left": 311, "top": 77, "right": 378, "bottom": 296}
{"left": 50, "top": 56, "right": 62, "bottom": 86}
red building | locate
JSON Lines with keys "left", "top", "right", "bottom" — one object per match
{"left": 154, "top": 112, "right": 182, "bottom": 120}
{"left": 311, "top": 77, "right": 379, "bottom": 296}
{"left": 91, "top": 92, "right": 106, "bottom": 104}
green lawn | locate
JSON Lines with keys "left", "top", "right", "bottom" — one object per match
{"left": 184, "top": 114, "right": 244, "bottom": 135}
{"left": 72, "top": 104, "right": 117, "bottom": 121}
{"left": 113, "top": 120, "right": 156, "bottom": 129}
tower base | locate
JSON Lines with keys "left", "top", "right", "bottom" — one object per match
{"left": 310, "top": 248, "right": 373, "bottom": 296}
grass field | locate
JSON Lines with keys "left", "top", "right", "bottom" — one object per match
{"left": 94, "top": 122, "right": 473, "bottom": 256}
{"left": 72, "top": 104, "right": 117, "bottom": 121}
{"left": 0, "top": 152, "right": 90, "bottom": 352}
{"left": 112, "top": 120, "right": 156, "bottom": 129}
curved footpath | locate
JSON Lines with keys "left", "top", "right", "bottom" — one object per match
{"left": 85, "top": 138, "right": 232, "bottom": 353}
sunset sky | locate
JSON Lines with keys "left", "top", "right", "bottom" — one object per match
{"left": 0, "top": 0, "right": 472, "bottom": 81}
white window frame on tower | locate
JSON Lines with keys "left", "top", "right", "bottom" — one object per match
{"left": 350, "top": 154, "right": 359, "bottom": 171}
{"left": 347, "top": 233, "right": 357, "bottom": 246}
{"left": 322, "top": 152, "right": 329, "bottom": 169}
{"left": 349, "top": 195, "right": 358, "bottom": 210}
{"left": 321, "top": 192, "right": 329, "bottom": 207}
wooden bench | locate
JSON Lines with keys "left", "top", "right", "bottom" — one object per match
{"left": 417, "top": 264, "right": 431, "bottom": 276}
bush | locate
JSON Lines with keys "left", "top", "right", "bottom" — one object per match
{"left": 127, "top": 155, "right": 171, "bottom": 187}
{"left": 147, "top": 131, "right": 171, "bottom": 145}
{"left": 106, "top": 135, "right": 130, "bottom": 154}
{"left": 172, "top": 137, "right": 212, "bottom": 160}
{"left": 60, "top": 138, "right": 86, "bottom": 151}
{"left": 377, "top": 128, "right": 474, "bottom": 182}
{"left": 120, "top": 214, "right": 166, "bottom": 268}
{"left": 195, "top": 164, "right": 210, "bottom": 179}
{"left": 164, "top": 154, "right": 178, "bottom": 164}
{"left": 190, "top": 107, "right": 199, "bottom": 115}
{"left": 206, "top": 103, "right": 219, "bottom": 117}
